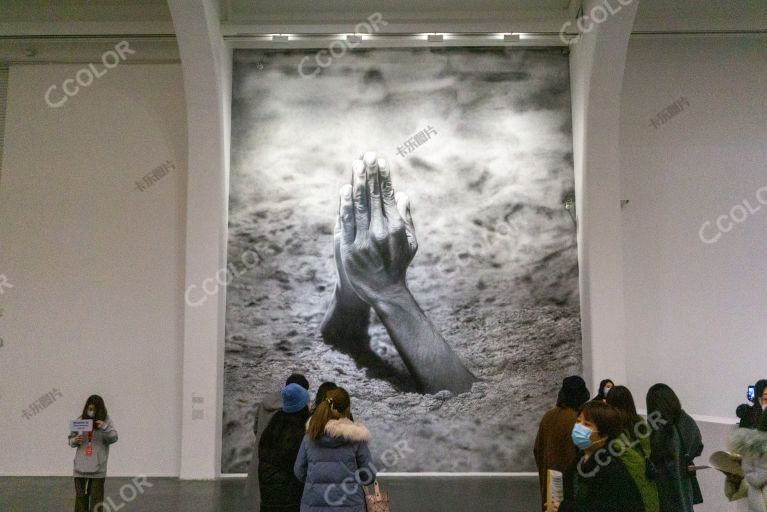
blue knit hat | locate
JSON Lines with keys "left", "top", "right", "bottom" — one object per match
{"left": 282, "top": 383, "right": 310, "bottom": 413}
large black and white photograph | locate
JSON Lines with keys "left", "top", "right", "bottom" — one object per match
{"left": 222, "top": 47, "right": 581, "bottom": 473}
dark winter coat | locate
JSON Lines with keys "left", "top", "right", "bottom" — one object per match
{"left": 246, "top": 389, "right": 283, "bottom": 505}
{"left": 259, "top": 407, "right": 311, "bottom": 512}
{"left": 650, "top": 410, "right": 704, "bottom": 512}
{"left": 741, "top": 404, "right": 765, "bottom": 429}
{"left": 558, "top": 448, "right": 645, "bottom": 512}
{"left": 294, "top": 418, "right": 375, "bottom": 512}
{"left": 534, "top": 406, "right": 580, "bottom": 508}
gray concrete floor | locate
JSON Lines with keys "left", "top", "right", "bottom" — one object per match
{"left": 0, "top": 474, "right": 541, "bottom": 512}
{"left": 0, "top": 477, "right": 246, "bottom": 512}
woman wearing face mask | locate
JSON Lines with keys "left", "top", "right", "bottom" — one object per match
{"left": 68, "top": 395, "right": 118, "bottom": 512}
{"left": 593, "top": 379, "right": 614, "bottom": 402}
{"left": 548, "top": 401, "right": 644, "bottom": 512}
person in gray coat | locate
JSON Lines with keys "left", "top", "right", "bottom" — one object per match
{"left": 294, "top": 386, "right": 375, "bottom": 512}
{"left": 245, "top": 373, "right": 310, "bottom": 508}
{"left": 67, "top": 395, "right": 118, "bottom": 512}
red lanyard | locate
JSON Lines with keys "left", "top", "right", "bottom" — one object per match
{"left": 85, "top": 430, "right": 94, "bottom": 457}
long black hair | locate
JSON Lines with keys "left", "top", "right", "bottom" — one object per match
{"left": 579, "top": 401, "right": 623, "bottom": 442}
{"left": 755, "top": 379, "right": 767, "bottom": 404}
{"left": 605, "top": 385, "right": 642, "bottom": 436}
{"left": 757, "top": 409, "right": 767, "bottom": 433}
{"left": 313, "top": 381, "right": 338, "bottom": 410}
{"left": 80, "top": 395, "right": 108, "bottom": 422}
{"left": 594, "top": 379, "right": 614, "bottom": 401}
{"left": 646, "top": 383, "right": 682, "bottom": 425}
{"left": 308, "top": 387, "right": 352, "bottom": 441}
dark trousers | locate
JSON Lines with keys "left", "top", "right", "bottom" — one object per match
{"left": 74, "top": 477, "right": 105, "bottom": 512}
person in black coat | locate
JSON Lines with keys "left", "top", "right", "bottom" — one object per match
{"left": 738, "top": 379, "right": 767, "bottom": 429}
{"left": 258, "top": 384, "right": 311, "bottom": 512}
{"left": 550, "top": 401, "right": 645, "bottom": 512}
{"left": 647, "top": 383, "right": 704, "bottom": 512}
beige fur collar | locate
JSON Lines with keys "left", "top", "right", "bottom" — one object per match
{"left": 730, "top": 427, "right": 767, "bottom": 458}
{"left": 324, "top": 418, "right": 370, "bottom": 442}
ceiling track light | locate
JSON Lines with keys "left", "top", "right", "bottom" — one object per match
{"left": 222, "top": 31, "right": 566, "bottom": 47}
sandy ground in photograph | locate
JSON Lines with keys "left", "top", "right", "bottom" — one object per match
{"left": 223, "top": 48, "right": 581, "bottom": 472}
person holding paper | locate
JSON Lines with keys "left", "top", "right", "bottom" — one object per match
{"left": 725, "top": 411, "right": 767, "bottom": 511}
{"left": 67, "top": 395, "right": 118, "bottom": 512}
{"left": 534, "top": 376, "right": 591, "bottom": 510}
{"left": 548, "top": 401, "right": 644, "bottom": 512}
{"left": 646, "top": 383, "right": 704, "bottom": 512}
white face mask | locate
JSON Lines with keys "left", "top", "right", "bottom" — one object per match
{"left": 86, "top": 410, "right": 95, "bottom": 418}
{"left": 603, "top": 387, "right": 611, "bottom": 397}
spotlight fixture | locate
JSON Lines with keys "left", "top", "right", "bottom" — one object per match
{"left": 504, "top": 33, "right": 521, "bottom": 42}
{"left": 272, "top": 34, "right": 289, "bottom": 43}
{"left": 347, "top": 34, "right": 363, "bottom": 44}
{"left": 427, "top": 33, "right": 444, "bottom": 42}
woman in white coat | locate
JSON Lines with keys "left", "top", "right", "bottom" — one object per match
{"left": 726, "top": 412, "right": 767, "bottom": 512}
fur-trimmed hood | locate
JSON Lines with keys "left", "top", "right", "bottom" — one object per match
{"left": 306, "top": 417, "right": 371, "bottom": 447}
{"left": 729, "top": 428, "right": 767, "bottom": 459}
{"left": 323, "top": 418, "right": 370, "bottom": 442}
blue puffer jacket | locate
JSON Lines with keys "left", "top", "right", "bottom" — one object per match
{"left": 294, "top": 418, "right": 376, "bottom": 512}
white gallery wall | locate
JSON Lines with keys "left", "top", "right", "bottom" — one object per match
{"left": 0, "top": 63, "right": 187, "bottom": 476}
{"left": 620, "top": 35, "right": 767, "bottom": 420}
{"left": 621, "top": 35, "right": 764, "bottom": 512}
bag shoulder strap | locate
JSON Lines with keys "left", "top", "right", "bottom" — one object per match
{"left": 364, "top": 480, "right": 382, "bottom": 497}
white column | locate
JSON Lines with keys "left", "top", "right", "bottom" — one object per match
{"left": 570, "top": 0, "right": 639, "bottom": 391}
{"left": 167, "top": 0, "right": 231, "bottom": 479}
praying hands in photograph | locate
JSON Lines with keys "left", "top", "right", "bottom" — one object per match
{"left": 321, "top": 152, "right": 478, "bottom": 394}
